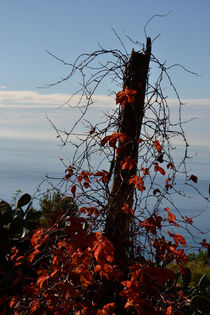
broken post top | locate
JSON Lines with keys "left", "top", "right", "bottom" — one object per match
{"left": 124, "top": 37, "right": 151, "bottom": 91}
{"left": 130, "top": 37, "right": 151, "bottom": 59}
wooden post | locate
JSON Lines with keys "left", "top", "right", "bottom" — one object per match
{"left": 105, "top": 38, "right": 151, "bottom": 271}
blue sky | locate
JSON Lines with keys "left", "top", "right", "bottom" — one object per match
{"left": 0, "top": 0, "right": 210, "bottom": 145}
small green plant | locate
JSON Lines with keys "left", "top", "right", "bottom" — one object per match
{"left": 39, "top": 190, "right": 79, "bottom": 227}
{"left": 167, "top": 250, "right": 210, "bottom": 314}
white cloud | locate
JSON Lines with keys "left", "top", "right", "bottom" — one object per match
{"left": 0, "top": 90, "right": 210, "bottom": 146}
{"left": 0, "top": 90, "right": 115, "bottom": 109}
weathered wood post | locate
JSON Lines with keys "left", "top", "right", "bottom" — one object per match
{"left": 105, "top": 38, "right": 151, "bottom": 271}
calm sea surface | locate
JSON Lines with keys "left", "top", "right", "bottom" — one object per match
{"left": 0, "top": 137, "right": 209, "bottom": 249}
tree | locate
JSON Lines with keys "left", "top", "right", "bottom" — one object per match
{"left": 7, "top": 34, "right": 210, "bottom": 314}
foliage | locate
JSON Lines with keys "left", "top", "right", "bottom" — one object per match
{"left": 39, "top": 190, "right": 79, "bottom": 227}
{"left": 188, "top": 249, "right": 209, "bottom": 265}
{"left": 1, "top": 35, "right": 210, "bottom": 314}
{"left": 0, "top": 193, "right": 41, "bottom": 313}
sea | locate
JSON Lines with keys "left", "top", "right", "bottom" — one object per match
{"left": 0, "top": 136, "right": 209, "bottom": 251}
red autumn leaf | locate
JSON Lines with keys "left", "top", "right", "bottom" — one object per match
{"left": 168, "top": 211, "right": 176, "bottom": 224}
{"left": 168, "top": 231, "right": 186, "bottom": 247}
{"left": 121, "top": 156, "right": 137, "bottom": 170}
{"left": 169, "top": 245, "right": 178, "bottom": 255}
{"left": 183, "top": 216, "right": 193, "bottom": 225}
{"left": 50, "top": 268, "right": 59, "bottom": 278}
{"left": 37, "top": 270, "right": 49, "bottom": 289}
{"left": 116, "top": 86, "right": 137, "bottom": 109}
{"left": 31, "top": 300, "right": 40, "bottom": 313}
{"left": 93, "top": 242, "right": 111, "bottom": 265}
{"left": 92, "top": 233, "right": 114, "bottom": 265}
{"left": 30, "top": 228, "right": 44, "bottom": 246}
{"left": 165, "top": 207, "right": 176, "bottom": 224}
{"left": 153, "top": 140, "right": 162, "bottom": 153}
{"left": 65, "top": 164, "right": 75, "bottom": 179}
{"left": 122, "top": 203, "right": 134, "bottom": 215}
{"left": 137, "top": 138, "right": 143, "bottom": 144}
{"left": 10, "top": 247, "right": 19, "bottom": 261}
{"left": 83, "top": 182, "right": 89, "bottom": 188}
{"left": 95, "top": 170, "right": 109, "bottom": 183}
{"left": 101, "top": 132, "right": 129, "bottom": 148}
{"left": 89, "top": 126, "right": 96, "bottom": 135}
{"left": 188, "top": 174, "right": 198, "bottom": 183}
{"left": 141, "top": 167, "right": 150, "bottom": 175}
{"left": 78, "top": 171, "right": 92, "bottom": 189}
{"left": 80, "top": 269, "right": 93, "bottom": 287}
{"left": 94, "top": 263, "right": 113, "bottom": 280}
{"left": 9, "top": 297, "right": 17, "bottom": 309}
{"left": 97, "top": 302, "right": 116, "bottom": 315}
{"left": 200, "top": 239, "right": 209, "bottom": 249}
{"left": 166, "top": 305, "right": 172, "bottom": 315}
{"left": 121, "top": 280, "right": 132, "bottom": 288}
{"left": 80, "top": 206, "right": 99, "bottom": 217}
{"left": 71, "top": 185, "right": 76, "bottom": 197}
{"left": 158, "top": 166, "right": 165, "bottom": 175}
{"left": 101, "top": 135, "right": 111, "bottom": 147}
{"left": 165, "top": 177, "right": 173, "bottom": 191}
{"left": 167, "top": 162, "right": 174, "bottom": 169}
{"left": 129, "top": 175, "right": 146, "bottom": 192}
{"left": 28, "top": 248, "right": 40, "bottom": 263}
{"left": 154, "top": 162, "right": 165, "bottom": 176}
{"left": 140, "top": 214, "right": 162, "bottom": 235}
{"left": 153, "top": 188, "right": 161, "bottom": 195}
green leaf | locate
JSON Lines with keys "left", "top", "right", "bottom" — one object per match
{"left": 16, "top": 193, "right": 31, "bottom": 208}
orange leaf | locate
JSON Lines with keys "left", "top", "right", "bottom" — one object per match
{"left": 80, "top": 269, "right": 92, "bottom": 287}
{"left": 37, "top": 270, "right": 49, "bottom": 289}
{"left": 141, "top": 167, "right": 150, "bottom": 175}
{"left": 30, "top": 228, "right": 44, "bottom": 246}
{"left": 9, "top": 297, "right": 17, "bottom": 309}
{"left": 122, "top": 203, "right": 134, "bottom": 215}
{"left": 97, "top": 302, "right": 116, "bottom": 315}
{"left": 121, "top": 280, "right": 132, "bottom": 288}
{"left": 154, "top": 162, "right": 165, "bottom": 176}
{"left": 31, "top": 300, "right": 40, "bottom": 313}
{"left": 153, "top": 140, "right": 162, "bottom": 153}
{"left": 168, "top": 211, "right": 176, "bottom": 223}
{"left": 116, "top": 86, "right": 137, "bottom": 109}
{"left": 10, "top": 247, "right": 19, "bottom": 261}
{"left": 28, "top": 248, "right": 39, "bottom": 263}
{"left": 121, "top": 156, "right": 137, "bottom": 170}
{"left": 183, "top": 216, "right": 193, "bottom": 225}
{"left": 92, "top": 235, "right": 114, "bottom": 265}
{"left": 95, "top": 170, "right": 109, "bottom": 183}
{"left": 95, "top": 263, "right": 113, "bottom": 280}
{"left": 51, "top": 268, "right": 59, "bottom": 278}
{"left": 166, "top": 305, "right": 172, "bottom": 315}
{"left": 168, "top": 231, "right": 186, "bottom": 247}
{"left": 101, "top": 132, "right": 129, "bottom": 148}
{"left": 101, "top": 135, "right": 111, "bottom": 147}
